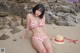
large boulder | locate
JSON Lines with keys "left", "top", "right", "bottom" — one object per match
{"left": 0, "top": 2, "right": 9, "bottom": 17}
{"left": 55, "top": 5, "right": 77, "bottom": 16}
{"left": 54, "top": 13, "right": 80, "bottom": 26}
{"left": 4, "top": 15, "right": 21, "bottom": 29}
{"left": 45, "top": 10, "right": 56, "bottom": 24}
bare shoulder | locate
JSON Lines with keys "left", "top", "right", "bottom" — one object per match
{"left": 27, "top": 13, "right": 33, "bottom": 17}
{"left": 26, "top": 13, "right": 33, "bottom": 19}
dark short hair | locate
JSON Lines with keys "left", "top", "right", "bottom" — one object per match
{"left": 32, "top": 4, "right": 45, "bottom": 19}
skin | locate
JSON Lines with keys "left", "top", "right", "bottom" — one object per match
{"left": 20, "top": 9, "right": 53, "bottom": 53}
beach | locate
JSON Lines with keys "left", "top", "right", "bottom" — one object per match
{"left": 0, "top": 22, "right": 80, "bottom": 53}
{"left": 0, "top": 0, "right": 80, "bottom": 53}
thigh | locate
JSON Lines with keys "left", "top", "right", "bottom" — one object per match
{"left": 43, "top": 38, "right": 53, "bottom": 52}
{"left": 43, "top": 38, "right": 52, "bottom": 48}
{"left": 31, "top": 37, "right": 46, "bottom": 53}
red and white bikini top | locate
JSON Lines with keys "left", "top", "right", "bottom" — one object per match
{"left": 30, "top": 18, "right": 45, "bottom": 29}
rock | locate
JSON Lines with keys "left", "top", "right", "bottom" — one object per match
{"left": 9, "top": 21, "right": 18, "bottom": 28}
{"left": 0, "top": 34, "right": 9, "bottom": 40}
{"left": 31, "top": 0, "right": 40, "bottom": 3}
{"left": 54, "top": 20, "right": 68, "bottom": 26}
{"left": 46, "top": 10, "right": 55, "bottom": 17}
{"left": 15, "top": 16, "right": 21, "bottom": 25}
{"left": 75, "top": 16, "right": 80, "bottom": 23}
{"left": 15, "top": 0, "right": 26, "bottom": 3}
{"left": 53, "top": 15, "right": 60, "bottom": 21}
{"left": 56, "top": 12, "right": 65, "bottom": 17}
{"left": 54, "top": 13, "right": 78, "bottom": 26}
{"left": 45, "top": 12, "right": 52, "bottom": 24}
{"left": 0, "top": 12, "right": 8, "bottom": 17}
{"left": 4, "top": 15, "right": 21, "bottom": 29}
{"left": 0, "top": 2, "right": 9, "bottom": 17}
{"left": 67, "top": 20, "right": 76, "bottom": 26}
{"left": 45, "top": 13, "right": 52, "bottom": 24}
{"left": 21, "top": 18, "right": 26, "bottom": 28}
{"left": 65, "top": 14, "right": 76, "bottom": 22}
{"left": 0, "top": 0, "right": 80, "bottom": 27}
{"left": 7, "top": 2, "right": 26, "bottom": 18}
{"left": 56, "top": 5, "right": 77, "bottom": 16}
{"left": 24, "top": 3, "right": 28, "bottom": 13}
{"left": 54, "top": 20, "right": 76, "bottom": 26}
{"left": 45, "top": 11, "right": 55, "bottom": 24}
{"left": 0, "top": 17, "right": 4, "bottom": 30}
{"left": 11, "top": 16, "right": 21, "bottom": 26}
{"left": 4, "top": 25, "right": 10, "bottom": 29}
{"left": 74, "top": 2, "right": 80, "bottom": 12}
{"left": 3, "top": 16, "right": 15, "bottom": 29}
{"left": 5, "top": 16, "right": 13, "bottom": 21}
{"left": 10, "top": 28, "right": 21, "bottom": 34}
{"left": 13, "top": 38, "right": 17, "bottom": 41}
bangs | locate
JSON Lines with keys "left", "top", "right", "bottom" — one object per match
{"left": 37, "top": 8, "right": 44, "bottom": 12}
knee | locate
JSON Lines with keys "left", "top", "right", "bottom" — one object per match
{"left": 46, "top": 47, "right": 53, "bottom": 53}
{"left": 39, "top": 48, "right": 46, "bottom": 53}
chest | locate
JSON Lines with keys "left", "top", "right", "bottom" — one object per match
{"left": 30, "top": 19, "right": 44, "bottom": 25}
{"left": 30, "top": 18, "right": 45, "bottom": 27}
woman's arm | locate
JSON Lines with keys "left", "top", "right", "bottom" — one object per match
{"left": 23, "top": 14, "right": 31, "bottom": 39}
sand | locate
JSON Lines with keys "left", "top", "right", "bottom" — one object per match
{"left": 0, "top": 13, "right": 80, "bottom": 53}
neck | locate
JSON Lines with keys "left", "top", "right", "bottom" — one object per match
{"left": 33, "top": 14, "right": 39, "bottom": 19}
{"left": 34, "top": 14, "right": 38, "bottom": 17}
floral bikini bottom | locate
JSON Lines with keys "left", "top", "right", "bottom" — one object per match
{"left": 32, "top": 33, "right": 48, "bottom": 42}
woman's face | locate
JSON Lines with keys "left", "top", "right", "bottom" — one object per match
{"left": 35, "top": 9, "right": 42, "bottom": 17}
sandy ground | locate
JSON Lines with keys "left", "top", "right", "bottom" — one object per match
{"left": 0, "top": 13, "right": 80, "bottom": 53}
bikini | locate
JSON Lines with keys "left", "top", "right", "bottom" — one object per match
{"left": 30, "top": 18, "right": 48, "bottom": 42}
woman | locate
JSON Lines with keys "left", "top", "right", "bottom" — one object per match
{"left": 21, "top": 4, "right": 53, "bottom": 53}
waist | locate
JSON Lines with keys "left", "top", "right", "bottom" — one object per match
{"left": 32, "top": 33, "right": 48, "bottom": 37}
{"left": 32, "top": 31, "right": 46, "bottom": 36}
{"left": 31, "top": 27, "right": 43, "bottom": 32}
{"left": 31, "top": 27, "right": 45, "bottom": 35}
{"left": 30, "top": 25, "right": 44, "bottom": 29}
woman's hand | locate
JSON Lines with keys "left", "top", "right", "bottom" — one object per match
{"left": 20, "top": 35, "right": 27, "bottom": 39}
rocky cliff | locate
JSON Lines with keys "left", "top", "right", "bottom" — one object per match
{"left": 0, "top": 0, "right": 80, "bottom": 30}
